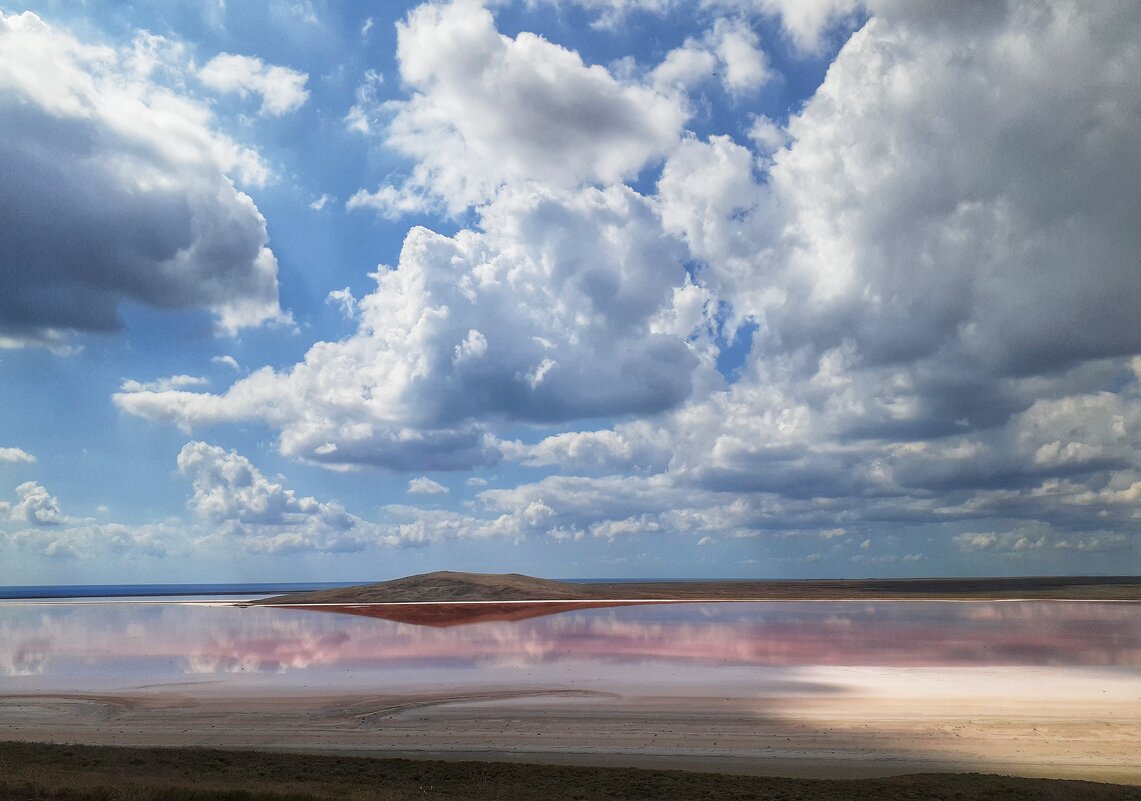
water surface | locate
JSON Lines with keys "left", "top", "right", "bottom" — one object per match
{"left": 2, "top": 600, "right": 1138, "bottom": 694}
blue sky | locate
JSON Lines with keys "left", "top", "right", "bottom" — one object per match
{"left": 1, "top": 0, "right": 1139, "bottom": 584}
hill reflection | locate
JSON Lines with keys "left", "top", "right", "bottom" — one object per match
{"left": 1, "top": 601, "right": 1139, "bottom": 680}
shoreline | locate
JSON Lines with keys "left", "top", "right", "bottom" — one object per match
{"left": 258, "top": 596, "right": 1141, "bottom": 605}
{"left": 2, "top": 596, "right": 1139, "bottom": 610}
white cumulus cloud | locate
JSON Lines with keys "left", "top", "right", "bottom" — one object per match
{"left": 177, "top": 442, "right": 385, "bottom": 553}
{"left": 408, "top": 477, "right": 449, "bottom": 495}
{"left": 88, "top": 0, "right": 1141, "bottom": 571}
{"left": 0, "top": 12, "right": 286, "bottom": 343}
{"left": 0, "top": 448, "right": 35, "bottom": 464}
{"left": 198, "top": 53, "right": 309, "bottom": 115}
{"left": 117, "top": 183, "right": 708, "bottom": 471}
{"left": 119, "top": 375, "right": 210, "bottom": 393}
{"left": 0, "top": 482, "right": 63, "bottom": 526}
{"left": 349, "top": 0, "right": 687, "bottom": 215}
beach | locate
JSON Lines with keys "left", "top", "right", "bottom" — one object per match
{"left": 4, "top": 664, "right": 1139, "bottom": 784}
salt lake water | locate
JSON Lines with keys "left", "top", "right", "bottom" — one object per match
{"left": 2, "top": 597, "right": 1138, "bottom": 692}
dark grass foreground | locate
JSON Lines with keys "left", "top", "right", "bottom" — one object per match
{"left": 2, "top": 742, "right": 1139, "bottom": 801}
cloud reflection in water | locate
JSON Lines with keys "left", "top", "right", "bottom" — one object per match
{"left": 1, "top": 601, "right": 1138, "bottom": 684}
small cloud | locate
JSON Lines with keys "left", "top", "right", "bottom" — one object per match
{"left": 326, "top": 288, "right": 357, "bottom": 318}
{"left": 309, "top": 193, "right": 334, "bottom": 211}
{"left": 274, "top": 0, "right": 318, "bottom": 26}
{"left": 361, "top": 16, "right": 374, "bottom": 37}
{"left": 548, "top": 526, "right": 585, "bottom": 542}
{"left": 347, "top": 183, "right": 436, "bottom": 219}
{"left": 199, "top": 53, "right": 309, "bottom": 116}
{"left": 344, "top": 69, "right": 384, "bottom": 135}
{"left": 212, "top": 355, "right": 241, "bottom": 372}
{"left": 859, "top": 538, "right": 871, "bottom": 549}
{"left": 710, "top": 19, "right": 771, "bottom": 95}
{"left": 1054, "top": 534, "right": 1129, "bottom": 552}
{"left": 524, "top": 357, "right": 557, "bottom": 389}
{"left": 697, "top": 536, "right": 717, "bottom": 546}
{"left": 0, "top": 329, "right": 79, "bottom": 355}
{"left": 819, "top": 527, "right": 846, "bottom": 539}
{"left": 590, "top": 515, "right": 661, "bottom": 540}
{"left": 408, "top": 476, "right": 449, "bottom": 495}
{"left": 955, "top": 532, "right": 998, "bottom": 550}
{"left": 955, "top": 528, "right": 1126, "bottom": 554}
{"left": 119, "top": 374, "right": 209, "bottom": 393}
{"left": 466, "top": 477, "right": 489, "bottom": 486}
{"left": 650, "top": 40, "right": 717, "bottom": 93}
{"left": 0, "top": 447, "right": 35, "bottom": 464}
{"left": 2, "top": 481, "right": 64, "bottom": 526}
{"left": 651, "top": 19, "right": 772, "bottom": 97}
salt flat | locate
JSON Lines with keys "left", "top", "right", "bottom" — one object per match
{"left": 3, "top": 665, "right": 1138, "bottom": 784}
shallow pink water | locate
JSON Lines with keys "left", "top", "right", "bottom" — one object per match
{"left": 1, "top": 601, "right": 1138, "bottom": 692}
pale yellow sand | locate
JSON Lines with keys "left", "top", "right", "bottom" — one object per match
{"left": 2, "top": 666, "right": 1138, "bottom": 784}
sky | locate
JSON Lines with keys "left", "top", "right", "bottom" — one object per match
{"left": 1, "top": 0, "right": 1139, "bottom": 585}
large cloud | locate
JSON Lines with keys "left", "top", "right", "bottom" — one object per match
{"left": 109, "top": 0, "right": 1141, "bottom": 571}
{"left": 0, "top": 12, "right": 286, "bottom": 343}
{"left": 496, "top": 0, "right": 1141, "bottom": 559}
{"left": 117, "top": 2, "right": 712, "bottom": 471}
{"left": 348, "top": 0, "right": 687, "bottom": 215}
{"left": 661, "top": 0, "right": 1141, "bottom": 383}
{"left": 652, "top": 0, "right": 1141, "bottom": 451}
{"left": 759, "top": 1, "right": 1141, "bottom": 376}
{"left": 653, "top": 0, "right": 1141, "bottom": 435}
{"left": 117, "top": 184, "right": 709, "bottom": 470}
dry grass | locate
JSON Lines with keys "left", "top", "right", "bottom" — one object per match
{"left": 2, "top": 741, "right": 1139, "bottom": 801}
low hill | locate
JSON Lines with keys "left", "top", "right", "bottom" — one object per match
{"left": 251, "top": 571, "right": 1141, "bottom": 606}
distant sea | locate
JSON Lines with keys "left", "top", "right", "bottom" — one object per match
{"left": 0, "top": 582, "right": 361, "bottom": 602}
{"left": 0, "top": 578, "right": 678, "bottom": 602}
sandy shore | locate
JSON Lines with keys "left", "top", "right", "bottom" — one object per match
{"left": 3, "top": 666, "right": 1139, "bottom": 785}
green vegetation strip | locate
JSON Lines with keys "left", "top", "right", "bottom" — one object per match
{"left": 2, "top": 742, "right": 1139, "bottom": 801}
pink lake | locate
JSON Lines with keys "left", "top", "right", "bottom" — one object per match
{"left": 2, "top": 600, "right": 1138, "bottom": 690}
